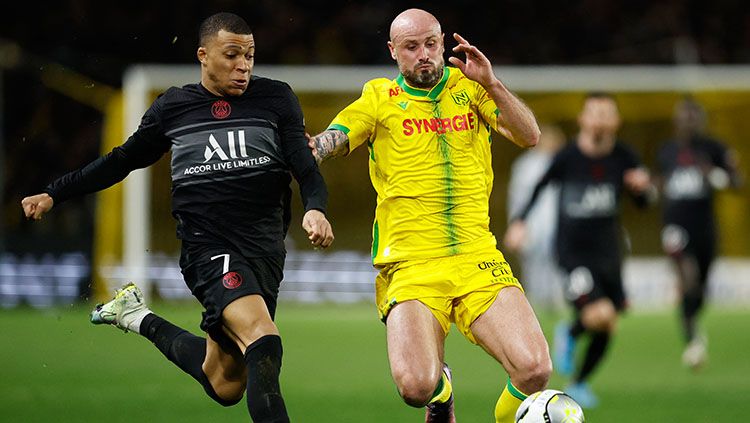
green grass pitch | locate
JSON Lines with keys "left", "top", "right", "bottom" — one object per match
{"left": 1, "top": 301, "right": 749, "bottom": 422}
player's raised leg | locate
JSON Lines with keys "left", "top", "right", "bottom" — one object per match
{"left": 90, "top": 282, "right": 244, "bottom": 406}
{"left": 470, "top": 286, "right": 552, "bottom": 423}
{"left": 385, "top": 300, "right": 454, "bottom": 422}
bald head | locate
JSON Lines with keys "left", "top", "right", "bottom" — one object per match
{"left": 389, "top": 8, "right": 441, "bottom": 44}
{"left": 387, "top": 9, "right": 445, "bottom": 89}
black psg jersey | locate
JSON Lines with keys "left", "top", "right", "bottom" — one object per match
{"left": 45, "top": 76, "right": 327, "bottom": 257}
{"left": 657, "top": 136, "right": 730, "bottom": 232}
{"left": 517, "top": 141, "right": 645, "bottom": 262}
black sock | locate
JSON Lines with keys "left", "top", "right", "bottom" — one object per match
{"left": 570, "top": 318, "right": 586, "bottom": 338}
{"left": 681, "top": 290, "right": 704, "bottom": 343}
{"left": 575, "top": 331, "right": 610, "bottom": 383}
{"left": 140, "top": 314, "right": 240, "bottom": 406}
{"left": 244, "top": 334, "right": 289, "bottom": 423}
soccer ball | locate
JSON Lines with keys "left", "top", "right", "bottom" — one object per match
{"left": 515, "top": 389, "right": 585, "bottom": 423}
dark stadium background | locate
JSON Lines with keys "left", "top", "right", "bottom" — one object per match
{"left": 1, "top": 0, "right": 748, "bottom": 286}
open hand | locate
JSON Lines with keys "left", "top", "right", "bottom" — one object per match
{"left": 623, "top": 168, "right": 651, "bottom": 193}
{"left": 448, "top": 33, "right": 496, "bottom": 88}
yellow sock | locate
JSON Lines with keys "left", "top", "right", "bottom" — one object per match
{"left": 428, "top": 370, "right": 453, "bottom": 404}
{"left": 494, "top": 378, "right": 527, "bottom": 423}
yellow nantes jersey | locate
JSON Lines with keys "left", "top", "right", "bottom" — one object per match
{"left": 329, "top": 66, "right": 503, "bottom": 265}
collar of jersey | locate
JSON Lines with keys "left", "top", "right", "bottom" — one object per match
{"left": 395, "top": 66, "right": 450, "bottom": 100}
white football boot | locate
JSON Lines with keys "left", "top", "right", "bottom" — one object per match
{"left": 90, "top": 282, "right": 151, "bottom": 333}
{"left": 682, "top": 334, "right": 708, "bottom": 370}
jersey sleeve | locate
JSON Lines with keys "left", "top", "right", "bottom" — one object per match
{"left": 278, "top": 83, "right": 328, "bottom": 214}
{"left": 619, "top": 143, "right": 645, "bottom": 170}
{"left": 44, "top": 96, "right": 170, "bottom": 204}
{"left": 655, "top": 143, "right": 669, "bottom": 175}
{"left": 327, "top": 80, "right": 379, "bottom": 152}
{"left": 513, "top": 149, "right": 566, "bottom": 221}
{"left": 709, "top": 139, "right": 731, "bottom": 169}
{"left": 472, "top": 82, "right": 501, "bottom": 133}
{"left": 617, "top": 143, "right": 653, "bottom": 208}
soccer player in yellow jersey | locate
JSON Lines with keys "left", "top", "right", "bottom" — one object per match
{"left": 310, "top": 9, "right": 551, "bottom": 422}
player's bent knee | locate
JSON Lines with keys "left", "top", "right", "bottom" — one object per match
{"left": 582, "top": 303, "right": 617, "bottom": 332}
{"left": 398, "top": 386, "right": 434, "bottom": 408}
{"left": 584, "top": 317, "right": 609, "bottom": 332}
{"left": 210, "top": 379, "right": 246, "bottom": 407}
{"left": 517, "top": 356, "right": 552, "bottom": 392}
{"left": 394, "top": 371, "right": 438, "bottom": 407}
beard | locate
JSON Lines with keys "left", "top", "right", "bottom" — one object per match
{"left": 401, "top": 60, "right": 444, "bottom": 89}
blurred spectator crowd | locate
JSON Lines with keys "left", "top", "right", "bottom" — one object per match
{"left": 2, "top": 0, "right": 749, "bottom": 85}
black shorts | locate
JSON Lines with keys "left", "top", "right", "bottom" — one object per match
{"left": 559, "top": 258, "right": 626, "bottom": 311}
{"left": 179, "top": 241, "right": 284, "bottom": 342}
{"left": 661, "top": 223, "right": 716, "bottom": 282}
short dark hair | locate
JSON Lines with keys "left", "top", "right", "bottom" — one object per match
{"left": 584, "top": 91, "right": 616, "bottom": 102}
{"left": 199, "top": 13, "right": 252, "bottom": 46}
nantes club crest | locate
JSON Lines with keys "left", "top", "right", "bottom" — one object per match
{"left": 450, "top": 90, "right": 470, "bottom": 106}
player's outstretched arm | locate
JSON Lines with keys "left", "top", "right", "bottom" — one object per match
{"left": 302, "top": 209, "right": 335, "bottom": 249}
{"left": 448, "top": 33, "right": 540, "bottom": 149}
{"left": 21, "top": 193, "right": 54, "bottom": 220}
{"left": 308, "top": 130, "right": 350, "bottom": 165}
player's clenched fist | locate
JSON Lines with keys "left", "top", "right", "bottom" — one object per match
{"left": 623, "top": 167, "right": 651, "bottom": 193}
{"left": 21, "top": 193, "right": 54, "bottom": 220}
{"left": 302, "top": 209, "right": 334, "bottom": 249}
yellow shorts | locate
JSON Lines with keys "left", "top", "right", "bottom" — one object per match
{"left": 375, "top": 249, "right": 523, "bottom": 344}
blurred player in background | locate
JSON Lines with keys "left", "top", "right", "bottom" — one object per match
{"left": 309, "top": 8, "right": 551, "bottom": 423}
{"left": 504, "top": 93, "right": 656, "bottom": 408}
{"left": 507, "top": 124, "right": 566, "bottom": 310}
{"left": 21, "top": 12, "right": 333, "bottom": 422}
{"left": 656, "top": 98, "right": 742, "bottom": 370}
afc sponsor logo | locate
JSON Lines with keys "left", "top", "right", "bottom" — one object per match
{"left": 211, "top": 100, "right": 231, "bottom": 119}
{"left": 402, "top": 113, "right": 476, "bottom": 136}
{"left": 389, "top": 87, "right": 403, "bottom": 97}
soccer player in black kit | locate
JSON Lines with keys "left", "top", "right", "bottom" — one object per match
{"left": 20, "top": 13, "right": 333, "bottom": 422}
{"left": 504, "top": 93, "right": 655, "bottom": 408}
{"left": 657, "top": 98, "right": 742, "bottom": 370}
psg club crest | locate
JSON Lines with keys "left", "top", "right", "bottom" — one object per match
{"left": 211, "top": 100, "right": 231, "bottom": 119}
{"left": 222, "top": 272, "right": 243, "bottom": 289}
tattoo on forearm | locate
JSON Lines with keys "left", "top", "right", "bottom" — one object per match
{"left": 313, "top": 130, "right": 349, "bottom": 162}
